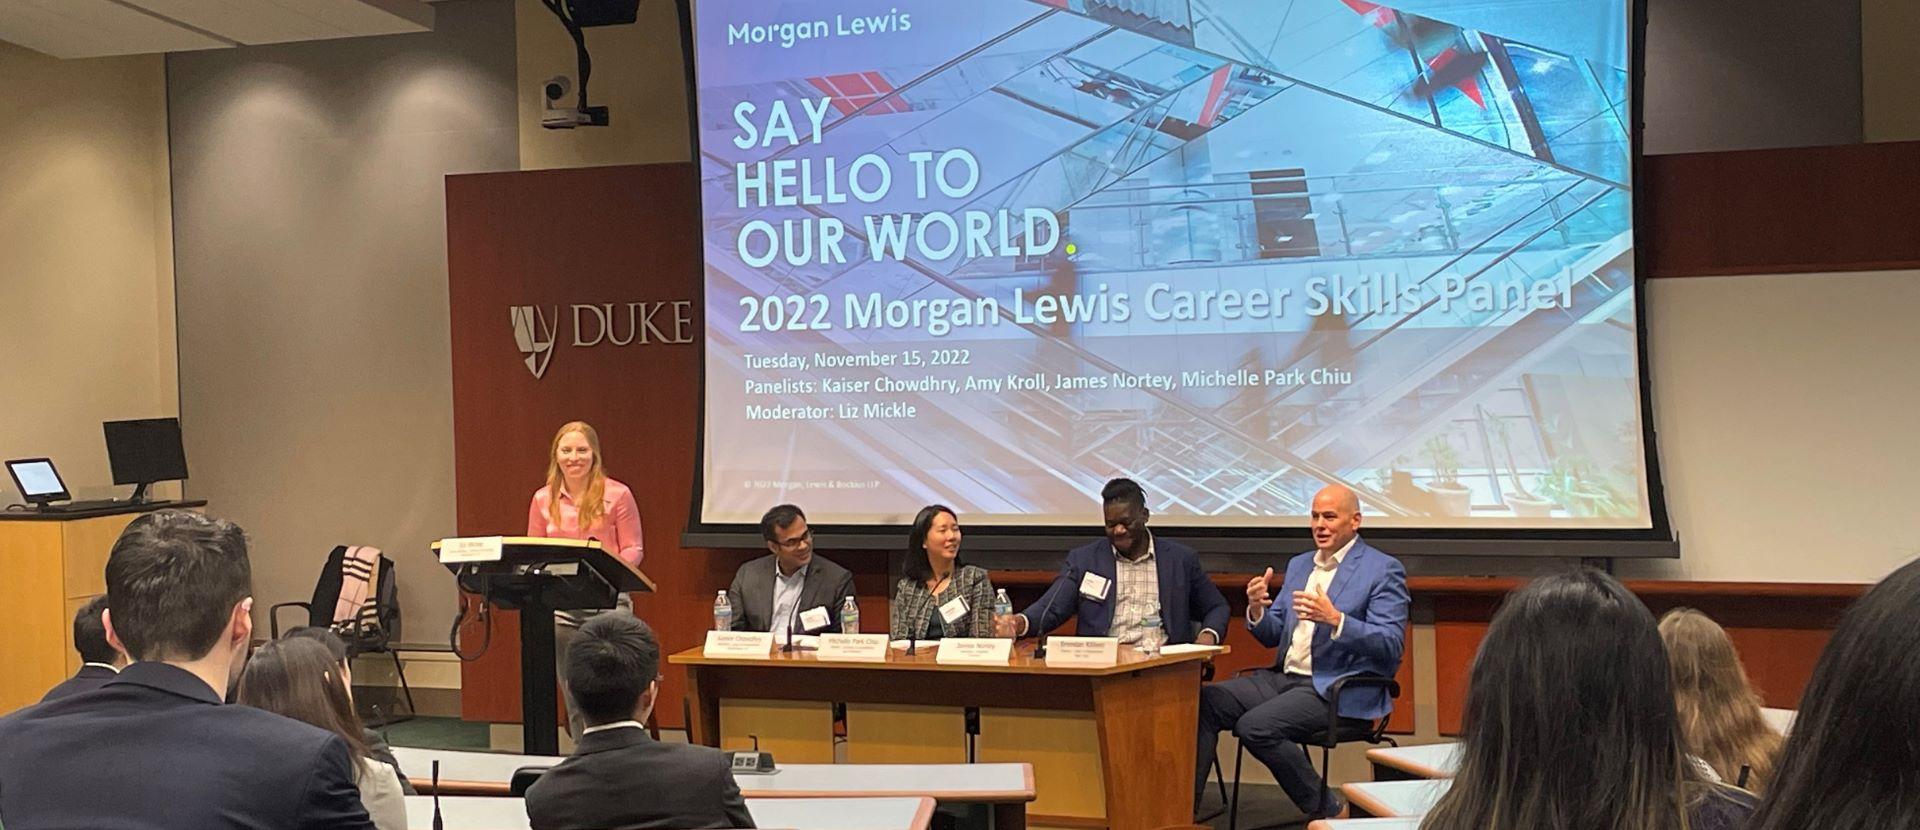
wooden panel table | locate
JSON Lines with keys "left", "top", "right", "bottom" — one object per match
{"left": 1341, "top": 779, "right": 1450, "bottom": 818}
{"left": 1365, "top": 743, "right": 1458, "bottom": 781}
{"left": 671, "top": 642, "right": 1220, "bottom": 830}
{"left": 403, "top": 794, "right": 936, "bottom": 830}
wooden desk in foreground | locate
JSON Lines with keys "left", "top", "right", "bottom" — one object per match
{"left": 1365, "top": 743, "right": 1458, "bottom": 781}
{"left": 1306, "top": 818, "right": 1423, "bottom": 830}
{"left": 670, "top": 642, "right": 1223, "bottom": 830}
{"left": 404, "top": 795, "right": 936, "bottom": 830}
{"left": 1341, "top": 779, "right": 1450, "bottom": 818}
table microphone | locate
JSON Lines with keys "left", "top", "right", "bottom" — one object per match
{"left": 431, "top": 760, "right": 443, "bottom": 830}
{"left": 1031, "top": 565, "right": 1079, "bottom": 660}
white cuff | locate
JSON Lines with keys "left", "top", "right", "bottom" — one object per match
{"left": 1332, "top": 613, "right": 1346, "bottom": 639}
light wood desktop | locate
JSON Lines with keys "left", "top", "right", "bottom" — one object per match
{"left": 670, "top": 641, "right": 1223, "bottom": 830}
{"left": 1341, "top": 779, "right": 1450, "bottom": 818}
{"left": 1306, "top": 818, "right": 1423, "bottom": 830}
{"left": 1365, "top": 742, "right": 1459, "bottom": 781}
{"left": 0, "top": 502, "right": 204, "bottom": 714}
{"left": 403, "top": 794, "right": 936, "bottom": 830}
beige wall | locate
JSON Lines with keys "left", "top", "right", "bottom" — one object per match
{"left": 515, "top": 0, "right": 691, "bottom": 169}
{"left": 1863, "top": 0, "right": 1920, "bottom": 142}
{"left": 0, "top": 44, "right": 178, "bottom": 503}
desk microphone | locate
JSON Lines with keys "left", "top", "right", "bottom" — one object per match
{"left": 781, "top": 563, "right": 808, "bottom": 654}
{"left": 1031, "top": 565, "right": 1079, "bottom": 660}
{"left": 431, "top": 760, "right": 443, "bottom": 830}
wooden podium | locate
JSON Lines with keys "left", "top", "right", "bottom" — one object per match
{"left": 671, "top": 642, "right": 1221, "bottom": 830}
{"left": 0, "top": 501, "right": 207, "bottom": 715}
{"left": 436, "top": 536, "right": 653, "bottom": 754}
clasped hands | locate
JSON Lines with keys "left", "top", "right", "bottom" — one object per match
{"left": 1246, "top": 567, "right": 1342, "bottom": 627}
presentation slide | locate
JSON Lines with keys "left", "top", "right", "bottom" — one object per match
{"left": 694, "top": 0, "right": 1648, "bottom": 529}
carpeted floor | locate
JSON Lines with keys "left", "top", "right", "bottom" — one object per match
{"left": 375, "top": 715, "right": 491, "bottom": 750}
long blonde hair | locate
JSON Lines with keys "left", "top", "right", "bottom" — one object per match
{"left": 1659, "top": 608, "right": 1782, "bottom": 793}
{"left": 545, "top": 421, "right": 608, "bottom": 532}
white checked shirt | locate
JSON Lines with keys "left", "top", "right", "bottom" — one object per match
{"left": 771, "top": 561, "right": 807, "bottom": 639}
{"left": 1107, "top": 539, "right": 1161, "bottom": 644}
{"left": 1264, "top": 536, "right": 1354, "bottom": 676}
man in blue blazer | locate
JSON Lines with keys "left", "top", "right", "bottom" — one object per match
{"left": 1194, "top": 484, "right": 1408, "bottom": 819}
{"left": 996, "top": 478, "right": 1230, "bottom": 645}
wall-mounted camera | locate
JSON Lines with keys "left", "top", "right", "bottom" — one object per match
{"left": 537, "top": 0, "right": 641, "bottom": 130}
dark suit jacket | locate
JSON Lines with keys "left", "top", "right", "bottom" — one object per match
{"left": 37, "top": 664, "right": 117, "bottom": 704}
{"left": 1018, "top": 536, "right": 1231, "bottom": 644}
{"left": 0, "top": 661, "right": 373, "bottom": 829}
{"left": 524, "top": 726, "right": 755, "bottom": 830}
{"left": 725, "top": 554, "right": 857, "bottom": 633}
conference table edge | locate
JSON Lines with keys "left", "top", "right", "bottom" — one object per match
{"left": 1362, "top": 747, "right": 1452, "bottom": 780}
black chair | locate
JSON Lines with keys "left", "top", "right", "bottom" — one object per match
{"left": 1216, "top": 672, "right": 1401, "bottom": 830}
{"left": 509, "top": 765, "right": 551, "bottom": 797}
{"left": 269, "top": 544, "right": 415, "bottom": 723}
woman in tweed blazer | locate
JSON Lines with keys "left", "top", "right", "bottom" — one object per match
{"left": 890, "top": 504, "right": 995, "bottom": 640}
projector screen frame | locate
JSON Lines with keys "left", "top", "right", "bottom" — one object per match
{"left": 677, "top": 0, "right": 1676, "bottom": 558}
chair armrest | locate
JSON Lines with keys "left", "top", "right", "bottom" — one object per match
{"left": 1325, "top": 674, "right": 1401, "bottom": 740}
{"left": 268, "top": 602, "right": 311, "bottom": 639}
{"left": 508, "top": 765, "right": 552, "bottom": 797}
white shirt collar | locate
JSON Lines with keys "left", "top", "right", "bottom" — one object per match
{"left": 581, "top": 720, "right": 645, "bottom": 735}
{"left": 1314, "top": 535, "right": 1358, "bottom": 569}
{"left": 82, "top": 662, "right": 121, "bottom": 673}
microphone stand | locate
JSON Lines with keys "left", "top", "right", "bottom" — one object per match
{"left": 781, "top": 562, "right": 807, "bottom": 654}
{"left": 431, "top": 760, "right": 443, "bottom": 830}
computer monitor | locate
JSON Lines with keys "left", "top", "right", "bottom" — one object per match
{"left": 103, "top": 418, "right": 188, "bottom": 503}
{"left": 5, "top": 458, "right": 70, "bottom": 505}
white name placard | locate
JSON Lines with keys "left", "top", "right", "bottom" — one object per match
{"left": 816, "top": 633, "right": 890, "bottom": 661}
{"left": 704, "top": 630, "right": 775, "bottom": 658}
{"left": 935, "top": 637, "right": 1014, "bottom": 665}
{"left": 1045, "top": 636, "right": 1120, "bottom": 667}
{"left": 438, "top": 536, "right": 503, "bottom": 564}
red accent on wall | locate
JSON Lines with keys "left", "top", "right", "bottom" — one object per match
{"left": 1644, "top": 141, "right": 1920, "bottom": 277}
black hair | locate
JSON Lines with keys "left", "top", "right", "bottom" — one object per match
{"left": 1749, "top": 557, "right": 1920, "bottom": 830}
{"left": 104, "top": 510, "right": 252, "bottom": 662}
{"left": 903, "top": 504, "right": 960, "bottom": 583}
{"left": 1100, "top": 477, "right": 1147, "bottom": 512}
{"left": 760, "top": 504, "right": 807, "bottom": 543}
{"left": 565, "top": 613, "right": 660, "bottom": 726}
{"left": 1422, "top": 568, "right": 1712, "bottom": 830}
{"left": 72, "top": 594, "right": 116, "bottom": 664}
{"left": 282, "top": 625, "right": 353, "bottom": 664}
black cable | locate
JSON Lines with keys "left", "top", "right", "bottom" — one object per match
{"left": 449, "top": 568, "right": 493, "bottom": 662}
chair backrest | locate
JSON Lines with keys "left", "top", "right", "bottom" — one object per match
{"left": 306, "top": 545, "right": 402, "bottom": 647}
{"left": 509, "top": 765, "right": 551, "bottom": 797}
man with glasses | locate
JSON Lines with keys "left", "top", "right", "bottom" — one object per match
{"left": 724, "top": 504, "right": 858, "bottom": 636}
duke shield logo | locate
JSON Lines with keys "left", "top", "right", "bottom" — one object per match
{"left": 511, "top": 305, "right": 557, "bottom": 379}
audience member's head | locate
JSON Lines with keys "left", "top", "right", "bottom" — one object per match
{"left": 103, "top": 510, "right": 253, "bottom": 675}
{"left": 1750, "top": 558, "right": 1920, "bottom": 830}
{"left": 236, "top": 637, "right": 372, "bottom": 775}
{"left": 1100, "top": 478, "right": 1149, "bottom": 557}
{"left": 1422, "top": 568, "right": 1719, "bottom": 830}
{"left": 565, "top": 613, "right": 660, "bottom": 728}
{"left": 1660, "top": 607, "right": 1782, "bottom": 791}
{"left": 282, "top": 625, "right": 353, "bottom": 681}
{"left": 72, "top": 594, "right": 125, "bottom": 668}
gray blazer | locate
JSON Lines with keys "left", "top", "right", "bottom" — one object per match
{"left": 725, "top": 554, "right": 858, "bottom": 633}
{"left": 890, "top": 565, "right": 994, "bottom": 639}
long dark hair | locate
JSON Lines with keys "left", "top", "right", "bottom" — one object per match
{"left": 1421, "top": 568, "right": 1708, "bottom": 830}
{"left": 237, "top": 637, "right": 372, "bottom": 779}
{"left": 1749, "top": 557, "right": 1920, "bottom": 830}
{"left": 903, "top": 504, "right": 960, "bottom": 583}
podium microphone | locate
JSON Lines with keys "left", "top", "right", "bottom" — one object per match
{"left": 431, "top": 760, "right": 443, "bottom": 830}
{"left": 1031, "top": 566, "right": 1079, "bottom": 660}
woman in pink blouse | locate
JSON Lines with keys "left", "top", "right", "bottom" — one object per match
{"left": 527, "top": 420, "right": 644, "bottom": 565}
{"left": 528, "top": 420, "right": 643, "bottom": 738}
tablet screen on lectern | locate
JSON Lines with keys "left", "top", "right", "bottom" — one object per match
{"left": 6, "top": 459, "right": 68, "bottom": 501}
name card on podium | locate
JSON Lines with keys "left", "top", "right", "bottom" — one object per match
{"left": 704, "top": 630, "right": 775, "bottom": 658}
{"left": 437, "top": 536, "right": 503, "bottom": 564}
{"left": 935, "top": 638, "right": 1014, "bottom": 665}
{"left": 1045, "top": 636, "right": 1120, "bottom": 667}
{"left": 817, "top": 633, "right": 890, "bottom": 661}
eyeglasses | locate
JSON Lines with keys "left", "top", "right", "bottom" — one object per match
{"left": 775, "top": 530, "right": 813, "bottom": 549}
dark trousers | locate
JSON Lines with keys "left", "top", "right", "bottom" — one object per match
{"left": 1195, "top": 668, "right": 1367, "bottom": 814}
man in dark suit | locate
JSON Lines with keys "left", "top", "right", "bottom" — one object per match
{"left": 525, "top": 614, "right": 755, "bottom": 830}
{"left": 39, "top": 594, "right": 126, "bottom": 703}
{"left": 995, "top": 478, "right": 1231, "bottom": 646}
{"left": 0, "top": 510, "right": 373, "bottom": 830}
{"left": 725, "top": 504, "right": 857, "bottom": 637}
{"left": 1193, "top": 484, "right": 1409, "bottom": 819}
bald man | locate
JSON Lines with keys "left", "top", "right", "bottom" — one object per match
{"left": 1194, "top": 485, "right": 1408, "bottom": 820}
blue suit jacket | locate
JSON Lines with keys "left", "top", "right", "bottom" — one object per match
{"left": 1019, "top": 536, "right": 1231, "bottom": 644}
{"left": 1250, "top": 537, "right": 1409, "bottom": 720}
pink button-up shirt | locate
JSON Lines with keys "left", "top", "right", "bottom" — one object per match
{"left": 527, "top": 477, "right": 644, "bottom": 565}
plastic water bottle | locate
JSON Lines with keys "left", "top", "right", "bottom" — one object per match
{"left": 713, "top": 590, "right": 734, "bottom": 631}
{"left": 840, "top": 596, "right": 861, "bottom": 634}
{"left": 993, "top": 589, "right": 1014, "bottom": 637}
{"left": 1139, "top": 609, "right": 1165, "bottom": 656}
